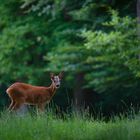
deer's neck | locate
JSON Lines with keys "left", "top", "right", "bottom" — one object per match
{"left": 48, "top": 82, "right": 57, "bottom": 97}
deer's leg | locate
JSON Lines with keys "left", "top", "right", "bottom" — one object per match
{"left": 37, "top": 103, "right": 46, "bottom": 112}
{"left": 8, "top": 100, "right": 16, "bottom": 111}
{"left": 11, "top": 102, "right": 23, "bottom": 111}
{"left": 11, "top": 98, "right": 25, "bottom": 111}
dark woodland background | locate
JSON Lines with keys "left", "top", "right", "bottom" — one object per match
{"left": 0, "top": 0, "right": 139, "bottom": 117}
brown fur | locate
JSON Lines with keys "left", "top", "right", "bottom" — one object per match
{"left": 6, "top": 82, "right": 57, "bottom": 112}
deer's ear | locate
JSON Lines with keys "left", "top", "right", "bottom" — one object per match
{"left": 59, "top": 71, "right": 64, "bottom": 79}
{"left": 50, "top": 73, "right": 54, "bottom": 79}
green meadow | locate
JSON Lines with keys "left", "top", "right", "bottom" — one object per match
{"left": 0, "top": 111, "right": 140, "bottom": 140}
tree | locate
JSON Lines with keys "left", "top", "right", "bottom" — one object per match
{"left": 46, "top": 11, "right": 140, "bottom": 113}
{"left": 0, "top": 0, "right": 138, "bottom": 115}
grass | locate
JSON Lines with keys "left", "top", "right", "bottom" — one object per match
{"left": 0, "top": 111, "right": 140, "bottom": 140}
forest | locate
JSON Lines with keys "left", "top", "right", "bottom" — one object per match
{"left": 0, "top": 0, "right": 139, "bottom": 117}
{"left": 1, "top": 0, "right": 140, "bottom": 140}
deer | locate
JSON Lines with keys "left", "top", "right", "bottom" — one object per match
{"left": 6, "top": 72, "right": 63, "bottom": 112}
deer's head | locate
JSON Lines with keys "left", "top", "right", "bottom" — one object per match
{"left": 50, "top": 72, "right": 63, "bottom": 88}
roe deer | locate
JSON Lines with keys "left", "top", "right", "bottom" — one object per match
{"left": 6, "top": 72, "right": 63, "bottom": 112}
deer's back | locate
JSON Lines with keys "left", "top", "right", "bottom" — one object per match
{"left": 6, "top": 82, "right": 49, "bottom": 103}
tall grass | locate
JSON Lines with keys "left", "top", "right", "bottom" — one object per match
{"left": 0, "top": 110, "right": 140, "bottom": 140}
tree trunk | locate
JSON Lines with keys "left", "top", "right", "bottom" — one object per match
{"left": 73, "top": 73, "right": 85, "bottom": 111}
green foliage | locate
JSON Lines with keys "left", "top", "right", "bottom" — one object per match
{"left": 0, "top": 1, "right": 49, "bottom": 84}
{"left": 47, "top": 10, "right": 140, "bottom": 93}
{"left": 83, "top": 12, "right": 140, "bottom": 92}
